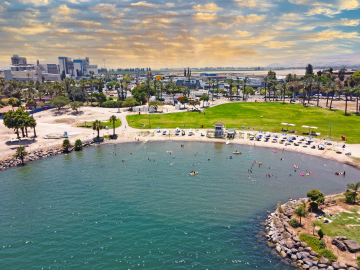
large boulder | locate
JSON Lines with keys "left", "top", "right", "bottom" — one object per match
{"left": 309, "top": 267, "right": 318, "bottom": 270}
{"left": 291, "top": 254, "right": 297, "bottom": 260}
{"left": 338, "top": 262, "right": 347, "bottom": 269}
{"left": 303, "top": 259, "right": 313, "bottom": 267}
{"left": 320, "top": 257, "right": 329, "bottom": 265}
{"left": 343, "top": 240, "right": 360, "bottom": 253}
{"left": 301, "top": 242, "right": 308, "bottom": 247}
{"left": 304, "top": 247, "right": 312, "bottom": 252}
{"left": 310, "top": 250, "right": 319, "bottom": 257}
{"left": 331, "top": 262, "right": 339, "bottom": 269}
{"left": 318, "top": 264, "right": 328, "bottom": 269}
{"left": 346, "top": 263, "right": 360, "bottom": 270}
{"left": 326, "top": 267, "right": 334, "bottom": 270}
{"left": 286, "top": 240, "right": 295, "bottom": 249}
{"left": 280, "top": 251, "right": 287, "bottom": 258}
{"left": 332, "top": 239, "right": 346, "bottom": 251}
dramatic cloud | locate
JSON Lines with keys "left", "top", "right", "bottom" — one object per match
{"left": 194, "top": 13, "right": 218, "bottom": 21}
{"left": 193, "top": 3, "right": 223, "bottom": 12}
{"left": 90, "top": 4, "right": 115, "bottom": 13}
{"left": 236, "top": 14, "right": 267, "bottom": 24}
{"left": 1, "top": 0, "right": 360, "bottom": 69}
{"left": 18, "top": 0, "right": 51, "bottom": 6}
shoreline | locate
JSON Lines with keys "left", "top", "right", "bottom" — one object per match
{"left": 1, "top": 133, "right": 360, "bottom": 171}
{"left": 265, "top": 194, "right": 360, "bottom": 269}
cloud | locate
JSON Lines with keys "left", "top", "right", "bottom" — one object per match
{"left": 193, "top": 3, "right": 223, "bottom": 12}
{"left": 0, "top": 5, "right": 5, "bottom": 12}
{"left": 60, "top": 0, "right": 90, "bottom": 3}
{"left": 235, "top": 30, "right": 252, "bottom": 37}
{"left": 2, "top": 21, "right": 53, "bottom": 35}
{"left": 90, "top": 4, "right": 115, "bottom": 13}
{"left": 194, "top": 13, "right": 218, "bottom": 21}
{"left": 166, "top": 3, "right": 175, "bottom": 7}
{"left": 341, "top": 0, "right": 360, "bottom": 10}
{"left": 51, "top": 5, "right": 78, "bottom": 15}
{"left": 264, "top": 41, "right": 296, "bottom": 49}
{"left": 18, "top": 0, "right": 51, "bottom": 6}
{"left": 131, "top": 1, "right": 156, "bottom": 7}
{"left": 234, "top": 0, "right": 278, "bottom": 11}
{"left": 339, "top": 18, "right": 360, "bottom": 26}
{"left": 278, "top": 13, "right": 303, "bottom": 20}
{"left": 78, "top": 20, "right": 102, "bottom": 28}
{"left": 74, "top": 35, "right": 98, "bottom": 41}
{"left": 299, "top": 26, "right": 316, "bottom": 31}
{"left": 306, "top": 29, "right": 359, "bottom": 41}
{"left": 236, "top": 14, "right": 266, "bottom": 24}
{"left": 307, "top": 6, "right": 340, "bottom": 17}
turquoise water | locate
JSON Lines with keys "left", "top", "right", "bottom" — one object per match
{"left": 1, "top": 141, "right": 358, "bottom": 269}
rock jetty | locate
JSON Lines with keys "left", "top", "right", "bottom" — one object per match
{"left": 265, "top": 198, "right": 360, "bottom": 270}
{"left": 0, "top": 140, "right": 96, "bottom": 171}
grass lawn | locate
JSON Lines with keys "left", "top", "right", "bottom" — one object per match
{"left": 318, "top": 207, "right": 360, "bottom": 244}
{"left": 77, "top": 119, "right": 121, "bottom": 129}
{"left": 127, "top": 103, "right": 360, "bottom": 143}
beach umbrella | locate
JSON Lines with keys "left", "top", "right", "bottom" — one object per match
{"left": 309, "top": 136, "right": 314, "bottom": 139}
{"left": 327, "top": 139, "right": 332, "bottom": 141}
{"left": 319, "top": 144, "right": 324, "bottom": 146}
{"left": 273, "top": 134, "right": 278, "bottom": 137}
{"left": 282, "top": 133, "right": 287, "bottom": 136}
{"left": 259, "top": 131, "right": 263, "bottom": 133}
{"left": 156, "top": 127, "right": 160, "bottom": 129}
{"left": 256, "top": 136, "right": 261, "bottom": 139}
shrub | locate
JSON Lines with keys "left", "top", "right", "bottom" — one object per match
{"left": 108, "top": 97, "right": 113, "bottom": 101}
{"left": 101, "top": 100, "right": 122, "bottom": 108}
{"left": 300, "top": 233, "right": 337, "bottom": 261}
{"left": 277, "top": 201, "right": 284, "bottom": 213}
{"left": 74, "top": 139, "right": 82, "bottom": 151}
{"left": 318, "top": 229, "right": 324, "bottom": 239}
{"left": 289, "top": 218, "right": 300, "bottom": 228}
{"left": 319, "top": 249, "right": 337, "bottom": 261}
{"left": 62, "top": 139, "right": 71, "bottom": 152}
{"left": 319, "top": 240, "right": 326, "bottom": 249}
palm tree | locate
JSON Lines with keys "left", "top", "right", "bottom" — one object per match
{"left": 263, "top": 76, "right": 270, "bottom": 102}
{"left": 207, "top": 77, "right": 212, "bottom": 100}
{"left": 145, "top": 78, "right": 152, "bottom": 103}
{"left": 329, "top": 84, "right": 337, "bottom": 110}
{"left": 313, "top": 81, "right": 322, "bottom": 107}
{"left": 343, "top": 86, "right": 353, "bottom": 115}
{"left": 353, "top": 85, "right": 360, "bottom": 114}
{"left": 271, "top": 80, "right": 278, "bottom": 102}
{"left": 29, "top": 116, "right": 37, "bottom": 137}
{"left": 294, "top": 205, "right": 308, "bottom": 226}
{"left": 279, "top": 83, "right": 287, "bottom": 104}
{"left": 13, "top": 146, "right": 28, "bottom": 165}
{"left": 109, "top": 115, "right": 117, "bottom": 137}
{"left": 226, "top": 79, "right": 234, "bottom": 100}
{"left": 242, "top": 78, "right": 249, "bottom": 101}
{"left": 92, "top": 120, "right": 103, "bottom": 138}
{"left": 347, "top": 182, "right": 360, "bottom": 204}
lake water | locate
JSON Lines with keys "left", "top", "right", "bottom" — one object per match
{"left": 0, "top": 141, "right": 357, "bottom": 269}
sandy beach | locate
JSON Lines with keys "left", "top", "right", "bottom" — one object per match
{"left": 1, "top": 103, "right": 360, "bottom": 170}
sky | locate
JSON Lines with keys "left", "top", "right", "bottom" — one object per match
{"left": 0, "top": 0, "right": 359, "bottom": 69}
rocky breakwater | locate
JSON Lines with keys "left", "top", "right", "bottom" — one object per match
{"left": 265, "top": 199, "right": 360, "bottom": 270}
{"left": 0, "top": 140, "right": 97, "bottom": 171}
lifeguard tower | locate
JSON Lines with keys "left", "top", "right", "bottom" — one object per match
{"left": 214, "top": 122, "right": 225, "bottom": 138}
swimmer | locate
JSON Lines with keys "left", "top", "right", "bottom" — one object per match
{"left": 269, "top": 167, "right": 271, "bottom": 169}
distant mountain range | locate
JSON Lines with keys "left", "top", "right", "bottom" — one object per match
{"left": 266, "top": 52, "right": 360, "bottom": 69}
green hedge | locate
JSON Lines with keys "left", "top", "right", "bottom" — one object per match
{"left": 101, "top": 100, "right": 123, "bottom": 108}
{"left": 300, "top": 233, "right": 337, "bottom": 261}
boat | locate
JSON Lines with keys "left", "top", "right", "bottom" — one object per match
{"left": 190, "top": 172, "right": 198, "bottom": 175}
{"left": 233, "top": 151, "right": 241, "bottom": 154}
{"left": 226, "top": 141, "right": 230, "bottom": 145}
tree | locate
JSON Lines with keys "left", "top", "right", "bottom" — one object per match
{"left": 178, "top": 96, "right": 189, "bottom": 108}
{"left": 199, "top": 94, "right": 209, "bottom": 107}
{"left": 343, "top": 86, "right": 353, "bottom": 115}
{"left": 74, "top": 139, "right": 83, "bottom": 151}
{"left": 347, "top": 182, "right": 360, "bottom": 204}
{"left": 226, "top": 79, "right": 234, "bottom": 99}
{"left": 338, "top": 67, "right": 346, "bottom": 81}
{"left": 149, "top": 100, "right": 163, "bottom": 112}
{"left": 294, "top": 205, "right": 308, "bottom": 226}
{"left": 109, "top": 115, "right": 117, "bottom": 136}
{"left": 70, "top": 101, "right": 83, "bottom": 113}
{"left": 62, "top": 139, "right": 71, "bottom": 152}
{"left": 50, "top": 96, "right": 70, "bottom": 111}
{"left": 329, "top": 84, "right": 337, "bottom": 110}
{"left": 28, "top": 115, "right": 37, "bottom": 137}
{"left": 267, "top": 70, "right": 276, "bottom": 80}
{"left": 189, "top": 100, "right": 200, "bottom": 110}
{"left": 313, "top": 81, "right": 322, "bottom": 107}
{"left": 123, "top": 97, "right": 139, "bottom": 110}
{"left": 353, "top": 85, "right": 360, "bottom": 114}
{"left": 307, "top": 189, "right": 325, "bottom": 211}
{"left": 306, "top": 64, "right": 314, "bottom": 75}
{"left": 263, "top": 76, "right": 270, "bottom": 101}
{"left": 92, "top": 120, "right": 103, "bottom": 138}
{"left": 318, "top": 229, "right": 324, "bottom": 240}
{"left": 13, "top": 146, "right": 28, "bottom": 165}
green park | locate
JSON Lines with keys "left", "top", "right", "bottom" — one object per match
{"left": 127, "top": 102, "right": 360, "bottom": 144}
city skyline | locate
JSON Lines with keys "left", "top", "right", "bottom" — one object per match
{"left": 0, "top": 0, "right": 360, "bottom": 69}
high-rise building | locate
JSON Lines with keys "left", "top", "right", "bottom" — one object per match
{"left": 11, "top": 55, "right": 27, "bottom": 65}
{"left": 58, "top": 57, "right": 74, "bottom": 76}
